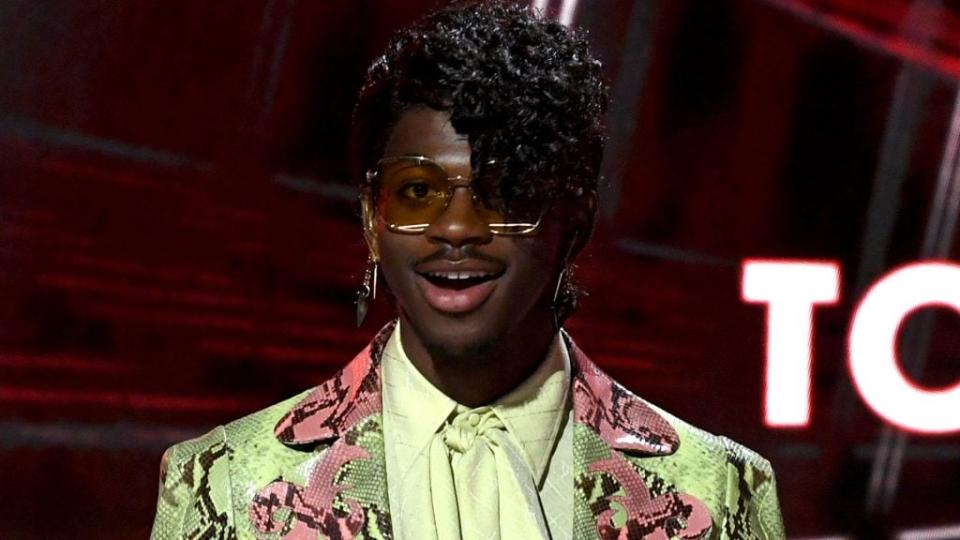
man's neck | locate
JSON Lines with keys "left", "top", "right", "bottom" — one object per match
{"left": 397, "top": 313, "right": 557, "bottom": 408}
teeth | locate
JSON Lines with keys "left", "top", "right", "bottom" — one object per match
{"left": 426, "top": 271, "right": 495, "bottom": 280}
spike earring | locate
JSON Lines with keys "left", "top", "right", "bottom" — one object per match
{"left": 551, "top": 231, "right": 580, "bottom": 331}
{"left": 551, "top": 265, "right": 573, "bottom": 332}
{"left": 355, "top": 255, "right": 378, "bottom": 327}
{"left": 552, "top": 266, "right": 568, "bottom": 305}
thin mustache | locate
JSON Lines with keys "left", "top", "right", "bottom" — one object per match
{"left": 415, "top": 246, "right": 505, "bottom": 266}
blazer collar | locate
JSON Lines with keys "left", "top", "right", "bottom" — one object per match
{"left": 273, "top": 321, "right": 395, "bottom": 445}
{"left": 566, "top": 335, "right": 679, "bottom": 456}
{"left": 274, "top": 322, "right": 679, "bottom": 457}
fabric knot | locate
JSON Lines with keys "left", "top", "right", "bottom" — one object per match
{"left": 441, "top": 408, "right": 504, "bottom": 454}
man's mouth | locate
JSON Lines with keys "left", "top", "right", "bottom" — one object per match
{"left": 414, "top": 265, "right": 505, "bottom": 314}
{"left": 420, "top": 270, "right": 501, "bottom": 289}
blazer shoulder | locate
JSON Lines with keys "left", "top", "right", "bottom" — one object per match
{"left": 149, "top": 389, "right": 314, "bottom": 540}
{"left": 640, "top": 403, "right": 786, "bottom": 539}
{"left": 160, "top": 388, "right": 313, "bottom": 471}
{"left": 220, "top": 389, "right": 312, "bottom": 449}
{"left": 150, "top": 425, "right": 233, "bottom": 539}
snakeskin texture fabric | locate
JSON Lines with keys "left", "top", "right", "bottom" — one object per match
{"left": 150, "top": 323, "right": 786, "bottom": 539}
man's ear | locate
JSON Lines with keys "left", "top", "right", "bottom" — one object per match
{"left": 360, "top": 193, "right": 380, "bottom": 261}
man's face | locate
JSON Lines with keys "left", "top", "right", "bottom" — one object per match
{"left": 371, "top": 106, "right": 569, "bottom": 361}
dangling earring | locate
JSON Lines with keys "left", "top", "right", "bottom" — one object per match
{"left": 355, "top": 255, "right": 378, "bottom": 327}
{"left": 551, "top": 264, "right": 577, "bottom": 332}
{"left": 551, "top": 232, "right": 580, "bottom": 331}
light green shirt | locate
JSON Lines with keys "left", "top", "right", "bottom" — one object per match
{"left": 381, "top": 323, "right": 574, "bottom": 540}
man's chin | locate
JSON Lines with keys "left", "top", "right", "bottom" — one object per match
{"left": 404, "top": 311, "right": 503, "bottom": 365}
{"left": 403, "top": 303, "right": 511, "bottom": 365}
{"left": 423, "top": 327, "right": 500, "bottom": 365}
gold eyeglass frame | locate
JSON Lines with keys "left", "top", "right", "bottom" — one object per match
{"left": 363, "top": 155, "right": 544, "bottom": 236}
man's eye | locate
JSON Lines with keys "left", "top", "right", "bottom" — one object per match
{"left": 400, "top": 181, "right": 434, "bottom": 199}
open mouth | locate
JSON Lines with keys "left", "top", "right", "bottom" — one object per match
{"left": 414, "top": 268, "right": 505, "bottom": 314}
{"left": 418, "top": 270, "right": 504, "bottom": 290}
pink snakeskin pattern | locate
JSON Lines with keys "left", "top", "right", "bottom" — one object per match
{"left": 247, "top": 323, "right": 395, "bottom": 539}
{"left": 249, "top": 324, "right": 723, "bottom": 540}
{"left": 567, "top": 338, "right": 680, "bottom": 456}
{"left": 151, "top": 322, "right": 780, "bottom": 539}
{"left": 250, "top": 441, "right": 371, "bottom": 539}
{"left": 590, "top": 452, "right": 712, "bottom": 540}
{"left": 274, "top": 322, "right": 395, "bottom": 445}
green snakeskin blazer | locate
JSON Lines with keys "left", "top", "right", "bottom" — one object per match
{"left": 150, "top": 323, "right": 786, "bottom": 539}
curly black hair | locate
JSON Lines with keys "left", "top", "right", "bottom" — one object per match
{"left": 350, "top": 0, "right": 609, "bottom": 210}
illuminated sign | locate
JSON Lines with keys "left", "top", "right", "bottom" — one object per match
{"left": 742, "top": 260, "right": 960, "bottom": 434}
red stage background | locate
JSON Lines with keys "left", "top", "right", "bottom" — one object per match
{"left": 1, "top": 0, "right": 958, "bottom": 538}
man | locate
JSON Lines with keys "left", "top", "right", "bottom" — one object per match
{"left": 150, "top": 2, "right": 786, "bottom": 539}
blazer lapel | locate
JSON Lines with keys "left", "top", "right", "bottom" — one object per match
{"left": 246, "top": 323, "right": 711, "bottom": 540}
{"left": 250, "top": 322, "right": 396, "bottom": 540}
{"left": 567, "top": 337, "right": 713, "bottom": 540}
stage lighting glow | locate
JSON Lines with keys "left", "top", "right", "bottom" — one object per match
{"left": 897, "top": 523, "right": 960, "bottom": 540}
{"left": 559, "top": 0, "right": 580, "bottom": 26}
{"left": 530, "top": 0, "right": 579, "bottom": 26}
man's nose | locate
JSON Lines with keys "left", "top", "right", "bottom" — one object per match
{"left": 425, "top": 186, "right": 493, "bottom": 247}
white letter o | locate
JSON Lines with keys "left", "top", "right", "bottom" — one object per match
{"left": 848, "top": 262, "right": 960, "bottom": 434}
